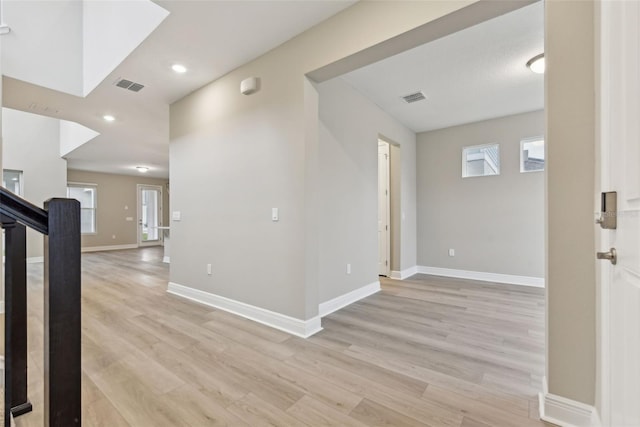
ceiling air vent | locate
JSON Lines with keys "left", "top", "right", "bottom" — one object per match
{"left": 401, "top": 91, "right": 426, "bottom": 104}
{"left": 115, "top": 78, "right": 145, "bottom": 92}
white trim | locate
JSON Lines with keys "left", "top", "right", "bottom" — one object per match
{"left": 0, "top": 301, "right": 4, "bottom": 314}
{"left": 389, "top": 266, "right": 418, "bottom": 280}
{"left": 318, "top": 281, "right": 380, "bottom": 317}
{"left": 27, "top": 256, "right": 44, "bottom": 264}
{"left": 539, "top": 391, "right": 601, "bottom": 427}
{"left": 81, "top": 244, "right": 138, "bottom": 253}
{"left": 167, "top": 282, "right": 322, "bottom": 338}
{"left": 162, "top": 256, "right": 170, "bottom": 264}
{"left": 417, "top": 266, "right": 544, "bottom": 287}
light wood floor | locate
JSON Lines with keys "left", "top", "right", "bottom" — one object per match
{"left": 14, "top": 247, "right": 547, "bottom": 426}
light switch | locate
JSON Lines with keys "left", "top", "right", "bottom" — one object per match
{"left": 172, "top": 211, "right": 181, "bottom": 221}
{"left": 272, "top": 208, "right": 279, "bottom": 221}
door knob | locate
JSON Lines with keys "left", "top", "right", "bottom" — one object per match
{"left": 596, "top": 248, "right": 617, "bottom": 265}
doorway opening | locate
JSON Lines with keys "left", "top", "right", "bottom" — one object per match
{"left": 137, "top": 184, "right": 163, "bottom": 247}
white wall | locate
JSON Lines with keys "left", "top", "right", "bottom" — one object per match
{"left": 317, "top": 78, "right": 416, "bottom": 303}
{"left": 60, "top": 120, "right": 99, "bottom": 157}
{"left": 2, "top": 0, "right": 83, "bottom": 96}
{"left": 2, "top": 108, "right": 67, "bottom": 258}
{"left": 416, "top": 110, "right": 544, "bottom": 278}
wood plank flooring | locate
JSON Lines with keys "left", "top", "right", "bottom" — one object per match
{"left": 14, "top": 248, "right": 548, "bottom": 426}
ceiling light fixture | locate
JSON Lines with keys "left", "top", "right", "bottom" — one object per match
{"left": 103, "top": 114, "right": 115, "bottom": 122}
{"left": 526, "top": 53, "right": 545, "bottom": 74}
{"left": 136, "top": 166, "right": 149, "bottom": 173}
{"left": 172, "top": 64, "right": 187, "bottom": 74}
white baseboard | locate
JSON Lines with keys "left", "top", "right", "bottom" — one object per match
{"left": 81, "top": 244, "right": 138, "bottom": 253}
{"left": 318, "top": 281, "right": 380, "bottom": 317}
{"left": 417, "top": 266, "right": 545, "bottom": 287}
{"left": 539, "top": 389, "right": 600, "bottom": 426}
{"left": 167, "top": 282, "right": 322, "bottom": 338}
{"left": 389, "top": 266, "right": 418, "bottom": 280}
{"left": 27, "top": 256, "right": 44, "bottom": 264}
{"left": 162, "top": 256, "right": 170, "bottom": 264}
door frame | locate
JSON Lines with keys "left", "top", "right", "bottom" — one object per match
{"left": 378, "top": 139, "right": 391, "bottom": 277}
{"left": 595, "top": 0, "right": 631, "bottom": 422}
{"left": 136, "top": 184, "right": 163, "bottom": 247}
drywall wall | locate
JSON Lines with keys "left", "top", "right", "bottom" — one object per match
{"left": 317, "top": 77, "right": 415, "bottom": 303}
{"left": 2, "top": 0, "right": 83, "bottom": 96}
{"left": 67, "top": 169, "right": 169, "bottom": 249}
{"left": 2, "top": 108, "right": 67, "bottom": 259}
{"left": 546, "top": 0, "right": 596, "bottom": 406}
{"left": 170, "top": 1, "right": 473, "bottom": 321}
{"left": 416, "top": 110, "right": 544, "bottom": 278}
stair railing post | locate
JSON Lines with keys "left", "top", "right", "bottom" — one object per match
{"left": 43, "top": 199, "right": 81, "bottom": 427}
{"left": 1, "top": 215, "right": 32, "bottom": 426}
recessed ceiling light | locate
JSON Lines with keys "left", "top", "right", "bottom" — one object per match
{"left": 103, "top": 114, "right": 115, "bottom": 122}
{"left": 527, "top": 53, "right": 545, "bottom": 74}
{"left": 172, "top": 64, "right": 187, "bottom": 74}
{"left": 136, "top": 166, "right": 149, "bottom": 173}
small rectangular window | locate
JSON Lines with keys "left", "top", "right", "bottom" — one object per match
{"left": 67, "top": 183, "right": 97, "bottom": 234}
{"left": 2, "top": 169, "right": 23, "bottom": 196}
{"left": 521, "top": 137, "right": 545, "bottom": 172}
{"left": 462, "top": 143, "right": 500, "bottom": 178}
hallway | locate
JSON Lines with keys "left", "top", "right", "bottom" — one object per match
{"left": 16, "top": 248, "right": 546, "bottom": 426}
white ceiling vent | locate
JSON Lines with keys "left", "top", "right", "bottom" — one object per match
{"left": 401, "top": 91, "right": 426, "bottom": 104}
{"left": 115, "top": 79, "right": 145, "bottom": 92}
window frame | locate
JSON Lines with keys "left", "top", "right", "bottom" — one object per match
{"left": 67, "top": 182, "right": 98, "bottom": 235}
{"left": 461, "top": 143, "right": 501, "bottom": 178}
{"left": 520, "top": 136, "right": 545, "bottom": 173}
{"left": 2, "top": 169, "right": 24, "bottom": 196}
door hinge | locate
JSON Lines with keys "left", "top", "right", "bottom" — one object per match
{"left": 385, "top": 189, "right": 388, "bottom": 196}
{"left": 385, "top": 225, "right": 388, "bottom": 231}
{"left": 385, "top": 260, "right": 388, "bottom": 266}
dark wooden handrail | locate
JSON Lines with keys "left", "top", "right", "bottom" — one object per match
{"left": 0, "top": 187, "right": 48, "bottom": 235}
{"left": 1, "top": 186, "right": 81, "bottom": 426}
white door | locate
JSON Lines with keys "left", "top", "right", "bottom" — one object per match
{"left": 378, "top": 141, "right": 390, "bottom": 276}
{"left": 137, "top": 184, "right": 163, "bottom": 247}
{"left": 598, "top": 1, "right": 640, "bottom": 424}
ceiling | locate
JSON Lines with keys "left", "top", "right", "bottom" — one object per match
{"left": 3, "top": 0, "right": 356, "bottom": 178}
{"left": 3, "top": 1, "right": 543, "bottom": 179}
{"left": 341, "top": 2, "right": 544, "bottom": 133}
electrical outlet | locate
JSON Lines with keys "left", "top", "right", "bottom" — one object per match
{"left": 346, "top": 263, "right": 351, "bottom": 274}
{"left": 448, "top": 249, "right": 455, "bottom": 257}
{"left": 112, "top": 235, "right": 116, "bottom": 239}
{"left": 207, "top": 264, "right": 212, "bottom": 275}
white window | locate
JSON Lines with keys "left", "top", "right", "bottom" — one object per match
{"left": 462, "top": 143, "right": 500, "bottom": 178}
{"left": 2, "top": 169, "right": 23, "bottom": 196}
{"left": 521, "top": 137, "right": 545, "bottom": 172}
{"left": 67, "top": 183, "right": 97, "bottom": 234}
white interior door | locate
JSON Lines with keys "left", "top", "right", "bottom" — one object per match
{"left": 137, "top": 184, "right": 162, "bottom": 247}
{"left": 378, "top": 141, "right": 390, "bottom": 276}
{"left": 598, "top": 1, "right": 640, "bottom": 424}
